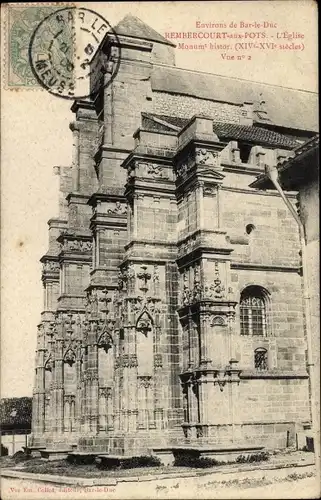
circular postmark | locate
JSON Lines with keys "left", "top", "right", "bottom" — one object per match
{"left": 28, "top": 6, "right": 121, "bottom": 99}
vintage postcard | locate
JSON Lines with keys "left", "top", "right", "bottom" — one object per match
{"left": 0, "top": 1, "right": 319, "bottom": 499}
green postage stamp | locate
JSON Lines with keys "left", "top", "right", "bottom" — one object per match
{"left": 3, "top": 3, "right": 67, "bottom": 89}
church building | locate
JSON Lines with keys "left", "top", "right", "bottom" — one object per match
{"left": 30, "top": 15, "right": 318, "bottom": 460}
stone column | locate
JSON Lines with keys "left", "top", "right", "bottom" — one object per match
{"left": 196, "top": 182, "right": 204, "bottom": 230}
{"left": 87, "top": 339, "right": 99, "bottom": 435}
{"left": 188, "top": 378, "right": 198, "bottom": 438}
{"left": 217, "top": 185, "right": 222, "bottom": 228}
{"left": 198, "top": 372, "right": 209, "bottom": 430}
{"left": 75, "top": 353, "right": 82, "bottom": 435}
{"left": 69, "top": 121, "right": 80, "bottom": 191}
{"left": 54, "top": 339, "right": 64, "bottom": 437}
{"left": 199, "top": 313, "right": 211, "bottom": 365}
{"left": 133, "top": 195, "right": 138, "bottom": 239}
{"left": 37, "top": 348, "right": 46, "bottom": 436}
{"left": 96, "top": 230, "right": 100, "bottom": 267}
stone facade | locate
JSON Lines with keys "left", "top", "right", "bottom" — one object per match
{"left": 251, "top": 135, "right": 319, "bottom": 454}
{"left": 30, "top": 15, "right": 317, "bottom": 456}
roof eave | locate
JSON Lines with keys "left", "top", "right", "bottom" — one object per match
{"left": 250, "top": 140, "right": 319, "bottom": 190}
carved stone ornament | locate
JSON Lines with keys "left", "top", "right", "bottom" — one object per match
{"left": 183, "top": 283, "right": 192, "bottom": 305}
{"left": 63, "top": 313, "right": 75, "bottom": 338}
{"left": 119, "top": 265, "right": 135, "bottom": 291}
{"left": 146, "top": 163, "right": 166, "bottom": 179}
{"left": 146, "top": 297, "right": 161, "bottom": 315}
{"left": 129, "top": 296, "right": 143, "bottom": 313}
{"left": 154, "top": 353, "right": 163, "bottom": 368}
{"left": 136, "top": 310, "right": 153, "bottom": 336}
{"left": 84, "top": 370, "right": 99, "bottom": 382}
{"left": 66, "top": 239, "right": 92, "bottom": 252}
{"left": 183, "top": 426, "right": 191, "bottom": 438}
{"left": 210, "top": 316, "right": 226, "bottom": 327}
{"left": 193, "top": 264, "right": 202, "bottom": 302}
{"left": 107, "top": 201, "right": 127, "bottom": 215}
{"left": 97, "top": 331, "right": 113, "bottom": 352}
{"left": 152, "top": 265, "right": 160, "bottom": 283}
{"left": 138, "top": 375, "right": 152, "bottom": 388}
{"left": 204, "top": 186, "right": 216, "bottom": 196}
{"left": 44, "top": 356, "right": 54, "bottom": 371}
{"left": 64, "top": 348, "right": 76, "bottom": 366}
{"left": 196, "top": 148, "right": 220, "bottom": 167}
{"left": 204, "top": 262, "right": 225, "bottom": 299}
{"left": 122, "top": 354, "right": 138, "bottom": 368}
{"left": 43, "top": 260, "right": 60, "bottom": 272}
{"left": 137, "top": 265, "right": 151, "bottom": 293}
{"left": 99, "top": 387, "right": 112, "bottom": 399}
{"left": 196, "top": 426, "right": 203, "bottom": 438}
{"left": 175, "top": 162, "right": 189, "bottom": 178}
{"left": 99, "top": 288, "right": 112, "bottom": 316}
{"left": 85, "top": 290, "right": 99, "bottom": 314}
{"left": 64, "top": 394, "right": 76, "bottom": 404}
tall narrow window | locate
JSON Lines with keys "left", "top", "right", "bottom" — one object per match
{"left": 254, "top": 347, "right": 268, "bottom": 370}
{"left": 240, "top": 286, "right": 269, "bottom": 336}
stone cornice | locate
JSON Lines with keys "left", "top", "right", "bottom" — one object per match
{"left": 222, "top": 163, "right": 263, "bottom": 175}
{"left": 175, "top": 138, "right": 227, "bottom": 163}
{"left": 124, "top": 239, "right": 177, "bottom": 251}
{"left": 133, "top": 127, "right": 177, "bottom": 139}
{"left": 222, "top": 185, "right": 298, "bottom": 198}
{"left": 40, "top": 254, "right": 59, "bottom": 264}
{"left": 88, "top": 191, "right": 126, "bottom": 207}
{"left": 90, "top": 216, "right": 127, "bottom": 230}
{"left": 58, "top": 254, "right": 92, "bottom": 264}
{"left": 66, "top": 193, "right": 91, "bottom": 205}
{"left": 120, "top": 256, "right": 174, "bottom": 266}
{"left": 47, "top": 218, "right": 68, "bottom": 228}
{"left": 57, "top": 231, "right": 92, "bottom": 243}
{"left": 231, "top": 262, "right": 300, "bottom": 273}
{"left": 175, "top": 168, "right": 225, "bottom": 196}
{"left": 121, "top": 151, "right": 174, "bottom": 171}
{"left": 71, "top": 99, "right": 96, "bottom": 113}
{"left": 240, "top": 370, "right": 308, "bottom": 379}
{"left": 125, "top": 180, "right": 176, "bottom": 199}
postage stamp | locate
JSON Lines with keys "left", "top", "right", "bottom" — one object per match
{"left": 3, "top": 4, "right": 120, "bottom": 97}
{"left": 3, "top": 3, "right": 67, "bottom": 89}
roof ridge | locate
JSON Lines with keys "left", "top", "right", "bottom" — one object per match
{"left": 152, "top": 63, "right": 317, "bottom": 94}
{"left": 113, "top": 14, "right": 175, "bottom": 47}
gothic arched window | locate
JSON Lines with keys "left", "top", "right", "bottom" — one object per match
{"left": 240, "top": 286, "right": 269, "bottom": 336}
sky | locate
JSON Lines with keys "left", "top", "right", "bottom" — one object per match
{"left": 1, "top": 1, "right": 318, "bottom": 398}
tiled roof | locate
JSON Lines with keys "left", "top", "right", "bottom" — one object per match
{"left": 113, "top": 14, "right": 175, "bottom": 47}
{"left": 1, "top": 397, "right": 32, "bottom": 431}
{"left": 151, "top": 66, "right": 318, "bottom": 132}
{"left": 286, "top": 134, "right": 319, "bottom": 159}
{"left": 142, "top": 113, "right": 298, "bottom": 148}
{"left": 212, "top": 122, "right": 298, "bottom": 148}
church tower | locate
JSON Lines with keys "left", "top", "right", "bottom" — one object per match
{"left": 30, "top": 14, "right": 316, "bottom": 459}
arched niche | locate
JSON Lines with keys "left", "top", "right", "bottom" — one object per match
{"left": 98, "top": 330, "right": 114, "bottom": 386}
{"left": 63, "top": 349, "right": 77, "bottom": 394}
{"left": 136, "top": 310, "right": 154, "bottom": 376}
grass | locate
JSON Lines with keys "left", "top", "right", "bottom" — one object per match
{"left": 203, "top": 470, "right": 316, "bottom": 490}
{"left": 236, "top": 451, "right": 270, "bottom": 463}
{"left": 0, "top": 448, "right": 312, "bottom": 479}
{"left": 1, "top": 455, "right": 181, "bottom": 478}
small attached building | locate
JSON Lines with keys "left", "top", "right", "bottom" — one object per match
{"left": 1, "top": 397, "right": 32, "bottom": 455}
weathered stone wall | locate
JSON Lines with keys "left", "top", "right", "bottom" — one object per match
{"left": 153, "top": 92, "right": 241, "bottom": 122}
